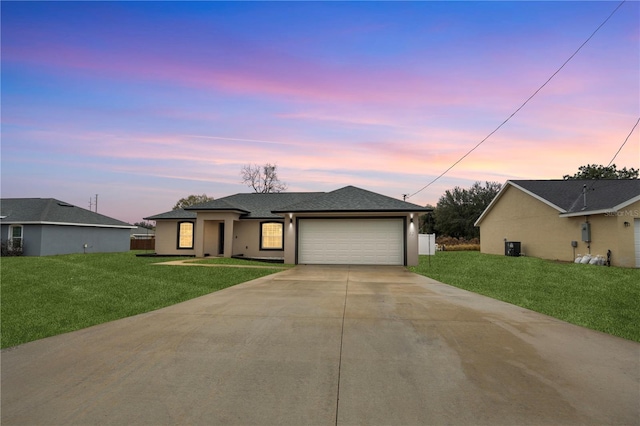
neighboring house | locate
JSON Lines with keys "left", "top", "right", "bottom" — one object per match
{"left": 145, "top": 186, "right": 431, "bottom": 266}
{"left": 475, "top": 180, "right": 640, "bottom": 268}
{"left": 1, "top": 198, "right": 134, "bottom": 256}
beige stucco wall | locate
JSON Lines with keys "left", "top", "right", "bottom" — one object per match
{"left": 202, "top": 220, "right": 220, "bottom": 256}
{"left": 604, "top": 199, "right": 640, "bottom": 267}
{"left": 155, "top": 211, "right": 423, "bottom": 266}
{"left": 154, "top": 220, "right": 196, "bottom": 256}
{"left": 193, "top": 212, "right": 240, "bottom": 258}
{"left": 406, "top": 213, "right": 420, "bottom": 266}
{"left": 478, "top": 186, "right": 639, "bottom": 267}
{"left": 231, "top": 220, "right": 285, "bottom": 259}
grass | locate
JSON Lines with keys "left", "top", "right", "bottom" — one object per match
{"left": 3, "top": 251, "right": 638, "bottom": 348}
{"left": 0, "top": 251, "right": 284, "bottom": 348}
{"left": 410, "top": 252, "right": 640, "bottom": 342}
{"left": 191, "top": 257, "right": 294, "bottom": 268}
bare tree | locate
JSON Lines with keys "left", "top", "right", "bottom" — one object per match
{"left": 240, "top": 163, "right": 287, "bottom": 193}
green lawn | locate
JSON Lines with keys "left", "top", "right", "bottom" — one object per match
{"left": 0, "top": 252, "right": 283, "bottom": 348}
{"left": 410, "top": 252, "right": 640, "bottom": 342}
{"left": 191, "top": 257, "right": 294, "bottom": 268}
{"left": 3, "top": 251, "right": 638, "bottom": 349}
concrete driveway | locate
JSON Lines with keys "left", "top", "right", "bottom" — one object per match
{"left": 2, "top": 265, "right": 638, "bottom": 425}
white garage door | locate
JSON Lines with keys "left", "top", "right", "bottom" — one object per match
{"left": 298, "top": 218, "right": 404, "bottom": 265}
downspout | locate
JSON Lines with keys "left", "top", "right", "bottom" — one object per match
{"left": 585, "top": 215, "right": 591, "bottom": 254}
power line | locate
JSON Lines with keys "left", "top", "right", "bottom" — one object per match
{"left": 578, "top": 116, "right": 640, "bottom": 198}
{"left": 606, "top": 116, "right": 639, "bottom": 168}
{"left": 408, "top": 0, "right": 627, "bottom": 199}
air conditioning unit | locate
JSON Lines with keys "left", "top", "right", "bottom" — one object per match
{"left": 505, "top": 241, "right": 521, "bottom": 257}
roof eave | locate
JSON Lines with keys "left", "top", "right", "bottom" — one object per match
{"left": 612, "top": 194, "right": 640, "bottom": 211}
{"left": 560, "top": 194, "right": 640, "bottom": 218}
{"left": 144, "top": 216, "right": 195, "bottom": 221}
{"left": 0, "top": 220, "right": 135, "bottom": 229}
{"left": 242, "top": 216, "right": 286, "bottom": 220}
{"left": 474, "top": 181, "right": 510, "bottom": 226}
{"left": 271, "top": 209, "right": 431, "bottom": 214}
{"left": 185, "top": 207, "right": 249, "bottom": 214}
{"left": 559, "top": 209, "right": 611, "bottom": 218}
{"left": 475, "top": 180, "right": 567, "bottom": 227}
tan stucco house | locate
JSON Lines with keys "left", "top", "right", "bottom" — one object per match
{"left": 145, "top": 186, "right": 430, "bottom": 266}
{"left": 475, "top": 180, "right": 640, "bottom": 268}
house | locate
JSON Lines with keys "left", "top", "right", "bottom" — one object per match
{"left": 474, "top": 180, "right": 640, "bottom": 268}
{"left": 1, "top": 198, "right": 134, "bottom": 256}
{"left": 144, "top": 186, "right": 431, "bottom": 266}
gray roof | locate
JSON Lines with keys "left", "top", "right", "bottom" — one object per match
{"left": 144, "top": 209, "right": 197, "bottom": 221}
{"left": 476, "top": 179, "right": 640, "bottom": 226}
{"left": 146, "top": 186, "right": 430, "bottom": 220}
{"left": 273, "top": 186, "right": 431, "bottom": 213}
{"left": 0, "top": 198, "right": 133, "bottom": 228}
{"left": 510, "top": 179, "right": 640, "bottom": 214}
{"left": 186, "top": 192, "right": 324, "bottom": 218}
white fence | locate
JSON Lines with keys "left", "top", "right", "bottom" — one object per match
{"left": 418, "top": 234, "right": 436, "bottom": 255}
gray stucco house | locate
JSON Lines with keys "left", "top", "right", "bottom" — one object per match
{"left": 1, "top": 198, "right": 134, "bottom": 256}
{"left": 145, "top": 186, "right": 431, "bottom": 266}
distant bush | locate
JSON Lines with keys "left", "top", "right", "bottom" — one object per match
{"left": 436, "top": 236, "right": 480, "bottom": 251}
{"left": 443, "top": 244, "right": 480, "bottom": 251}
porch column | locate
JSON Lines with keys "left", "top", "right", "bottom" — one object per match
{"left": 284, "top": 214, "right": 296, "bottom": 264}
{"left": 223, "top": 218, "right": 234, "bottom": 258}
{"left": 194, "top": 216, "right": 205, "bottom": 258}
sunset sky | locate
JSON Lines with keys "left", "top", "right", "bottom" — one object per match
{"left": 2, "top": 1, "right": 638, "bottom": 224}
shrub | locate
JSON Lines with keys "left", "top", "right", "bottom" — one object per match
{"left": 436, "top": 236, "right": 480, "bottom": 251}
{"left": 444, "top": 244, "right": 480, "bottom": 251}
{"left": 1, "top": 240, "right": 23, "bottom": 257}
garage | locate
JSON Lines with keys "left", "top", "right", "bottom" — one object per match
{"left": 297, "top": 218, "right": 405, "bottom": 265}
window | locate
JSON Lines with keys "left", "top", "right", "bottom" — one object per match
{"left": 9, "top": 225, "right": 23, "bottom": 250}
{"left": 177, "top": 222, "right": 194, "bottom": 249}
{"left": 9, "top": 225, "right": 23, "bottom": 251}
{"left": 260, "top": 222, "right": 283, "bottom": 250}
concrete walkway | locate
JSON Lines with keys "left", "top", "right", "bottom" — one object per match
{"left": 2, "top": 265, "right": 638, "bottom": 425}
{"left": 155, "top": 259, "right": 289, "bottom": 269}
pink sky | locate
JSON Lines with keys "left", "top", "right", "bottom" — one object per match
{"left": 1, "top": 1, "right": 638, "bottom": 224}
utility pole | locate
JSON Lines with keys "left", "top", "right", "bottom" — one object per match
{"left": 89, "top": 194, "right": 99, "bottom": 212}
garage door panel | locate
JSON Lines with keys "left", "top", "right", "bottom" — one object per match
{"left": 298, "top": 219, "right": 404, "bottom": 265}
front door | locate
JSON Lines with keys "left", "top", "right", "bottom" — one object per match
{"left": 218, "top": 222, "right": 225, "bottom": 256}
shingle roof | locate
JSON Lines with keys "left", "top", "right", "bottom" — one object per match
{"left": 510, "top": 179, "right": 640, "bottom": 214}
{"left": 476, "top": 179, "right": 640, "bottom": 226}
{"left": 143, "top": 209, "right": 197, "bottom": 220}
{"left": 0, "top": 198, "right": 133, "bottom": 228}
{"left": 146, "top": 186, "right": 430, "bottom": 220}
{"left": 186, "top": 192, "right": 324, "bottom": 218}
{"left": 273, "top": 186, "right": 431, "bottom": 213}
